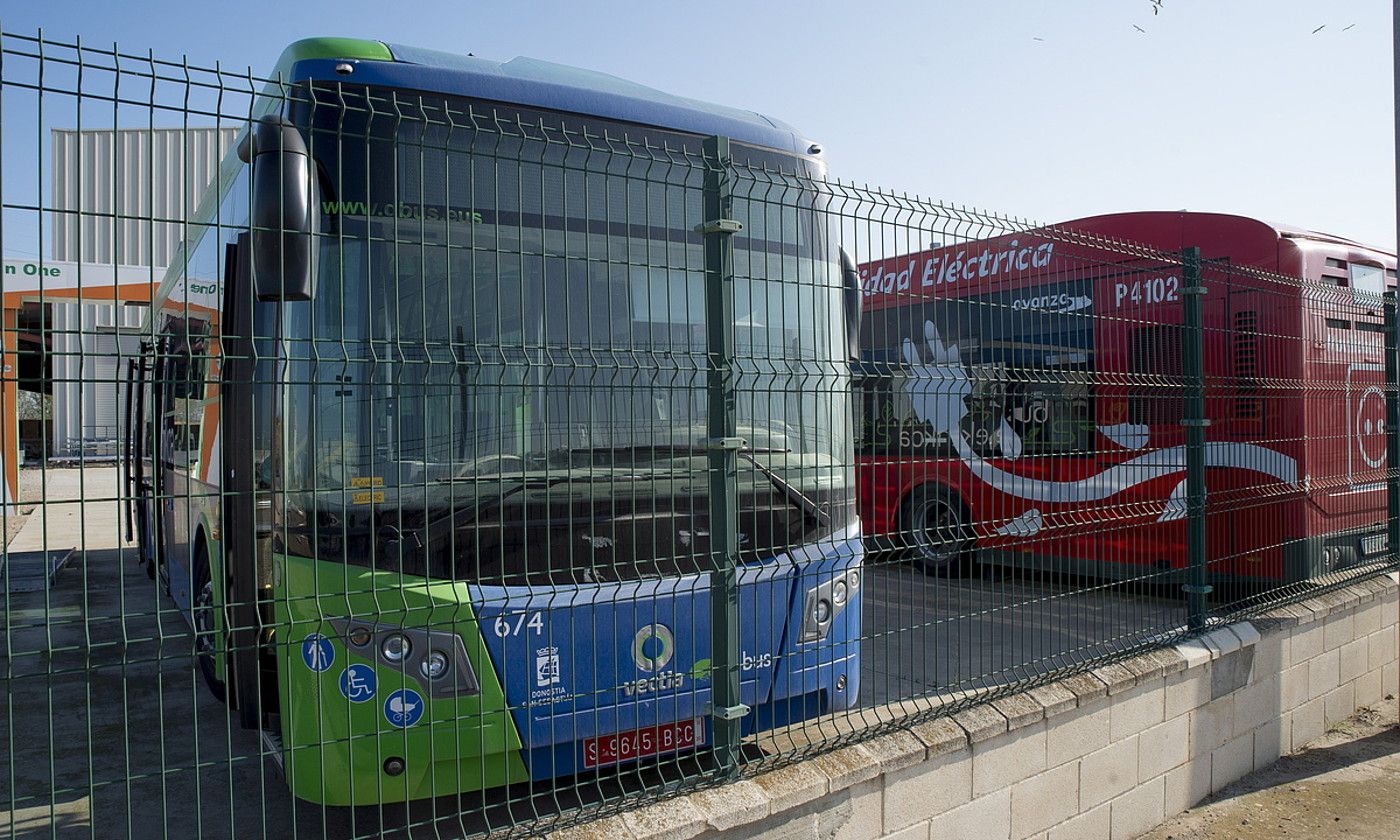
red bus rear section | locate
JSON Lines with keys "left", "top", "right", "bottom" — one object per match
{"left": 856, "top": 211, "right": 1397, "bottom": 583}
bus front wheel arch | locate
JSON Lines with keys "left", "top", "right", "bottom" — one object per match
{"left": 899, "top": 484, "right": 974, "bottom": 577}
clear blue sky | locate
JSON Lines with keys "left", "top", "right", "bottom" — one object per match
{"left": 4, "top": 0, "right": 1395, "bottom": 248}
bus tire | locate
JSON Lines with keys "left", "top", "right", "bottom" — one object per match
{"left": 192, "top": 539, "right": 228, "bottom": 704}
{"left": 900, "top": 485, "right": 971, "bottom": 577}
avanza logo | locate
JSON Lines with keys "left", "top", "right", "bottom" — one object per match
{"left": 863, "top": 240, "right": 1056, "bottom": 297}
{"left": 1010, "top": 292, "right": 1092, "bottom": 314}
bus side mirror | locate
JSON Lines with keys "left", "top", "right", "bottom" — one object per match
{"left": 238, "top": 116, "right": 315, "bottom": 301}
{"left": 840, "top": 248, "right": 862, "bottom": 362}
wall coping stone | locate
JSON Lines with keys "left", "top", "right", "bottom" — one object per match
{"left": 689, "top": 779, "right": 770, "bottom": 831}
{"left": 1056, "top": 672, "right": 1109, "bottom": 705}
{"left": 953, "top": 703, "right": 1009, "bottom": 743}
{"left": 1027, "top": 682, "right": 1077, "bottom": 718}
{"left": 861, "top": 729, "right": 928, "bottom": 774}
{"left": 810, "top": 743, "right": 883, "bottom": 790}
{"left": 911, "top": 717, "right": 969, "bottom": 757}
{"left": 1091, "top": 662, "right": 1137, "bottom": 694}
{"left": 1228, "top": 622, "right": 1262, "bottom": 648}
{"left": 620, "top": 797, "right": 708, "bottom": 840}
{"left": 749, "top": 761, "right": 830, "bottom": 814}
{"left": 1121, "top": 653, "right": 1166, "bottom": 683}
{"left": 1148, "top": 647, "right": 1189, "bottom": 676}
{"left": 991, "top": 693, "right": 1045, "bottom": 729}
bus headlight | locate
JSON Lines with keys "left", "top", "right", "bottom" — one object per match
{"left": 381, "top": 633, "right": 412, "bottom": 663}
{"left": 801, "top": 567, "right": 860, "bottom": 643}
{"left": 328, "top": 618, "right": 480, "bottom": 698}
{"left": 831, "top": 579, "right": 849, "bottom": 607}
{"left": 421, "top": 650, "right": 450, "bottom": 680}
{"left": 347, "top": 625, "right": 374, "bottom": 648}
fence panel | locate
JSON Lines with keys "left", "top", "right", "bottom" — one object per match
{"left": 1, "top": 29, "right": 1396, "bottom": 839}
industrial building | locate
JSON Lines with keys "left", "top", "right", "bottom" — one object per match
{"left": 1, "top": 125, "right": 233, "bottom": 506}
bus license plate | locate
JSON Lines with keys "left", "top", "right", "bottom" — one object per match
{"left": 583, "top": 718, "right": 703, "bottom": 769}
{"left": 1362, "top": 534, "right": 1388, "bottom": 556}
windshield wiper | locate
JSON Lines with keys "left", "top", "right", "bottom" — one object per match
{"left": 566, "top": 443, "right": 831, "bottom": 528}
{"left": 738, "top": 448, "right": 832, "bottom": 528}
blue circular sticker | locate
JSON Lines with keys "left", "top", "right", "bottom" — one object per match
{"left": 338, "top": 664, "right": 377, "bottom": 703}
{"left": 383, "top": 688, "right": 425, "bottom": 729}
{"left": 301, "top": 633, "right": 335, "bottom": 673}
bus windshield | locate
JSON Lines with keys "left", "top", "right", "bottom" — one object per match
{"left": 274, "top": 85, "right": 853, "bottom": 583}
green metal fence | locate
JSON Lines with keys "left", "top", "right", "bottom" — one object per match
{"left": 1, "top": 29, "right": 1397, "bottom": 839}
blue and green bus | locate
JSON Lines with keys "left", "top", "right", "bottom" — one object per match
{"left": 130, "top": 37, "right": 861, "bottom": 805}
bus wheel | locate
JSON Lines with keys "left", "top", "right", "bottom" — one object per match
{"left": 192, "top": 542, "right": 228, "bottom": 704}
{"left": 902, "top": 487, "right": 970, "bottom": 576}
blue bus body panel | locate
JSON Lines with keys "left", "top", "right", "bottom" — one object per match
{"left": 286, "top": 54, "right": 813, "bottom": 155}
{"left": 471, "top": 529, "right": 861, "bottom": 780}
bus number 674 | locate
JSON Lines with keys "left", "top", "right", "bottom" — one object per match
{"left": 493, "top": 612, "right": 545, "bottom": 638}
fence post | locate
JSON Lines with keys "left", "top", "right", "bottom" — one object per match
{"left": 1386, "top": 291, "right": 1400, "bottom": 709}
{"left": 1384, "top": 292, "right": 1399, "bottom": 571}
{"left": 1181, "top": 247, "right": 1212, "bottom": 631}
{"left": 699, "top": 135, "right": 747, "bottom": 775}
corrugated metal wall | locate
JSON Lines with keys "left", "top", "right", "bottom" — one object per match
{"left": 48, "top": 126, "right": 234, "bottom": 456}
{"left": 50, "top": 126, "right": 236, "bottom": 267}
{"left": 49, "top": 301, "right": 145, "bottom": 456}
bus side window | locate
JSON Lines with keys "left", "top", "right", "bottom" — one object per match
{"left": 160, "top": 317, "right": 209, "bottom": 472}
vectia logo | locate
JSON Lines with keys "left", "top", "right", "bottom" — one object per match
{"left": 622, "top": 624, "right": 683, "bottom": 697}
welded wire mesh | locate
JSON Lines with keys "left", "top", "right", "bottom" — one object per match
{"left": 1, "top": 29, "right": 1397, "bottom": 840}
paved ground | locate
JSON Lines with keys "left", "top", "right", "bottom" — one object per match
{"left": 0, "top": 467, "right": 1319, "bottom": 838}
{"left": 860, "top": 558, "right": 1182, "bottom": 705}
{"left": 3, "top": 468, "right": 56, "bottom": 547}
{"left": 1139, "top": 698, "right": 1400, "bottom": 840}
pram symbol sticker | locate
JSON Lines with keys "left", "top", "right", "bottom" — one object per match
{"left": 384, "top": 689, "right": 424, "bottom": 728}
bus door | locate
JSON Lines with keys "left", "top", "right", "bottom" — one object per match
{"left": 124, "top": 348, "right": 151, "bottom": 569}
{"left": 138, "top": 336, "right": 168, "bottom": 580}
{"left": 219, "top": 233, "right": 269, "bottom": 729}
{"left": 156, "top": 316, "right": 208, "bottom": 611}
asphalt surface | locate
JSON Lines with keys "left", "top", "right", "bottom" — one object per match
{"left": 859, "top": 557, "right": 1184, "bottom": 706}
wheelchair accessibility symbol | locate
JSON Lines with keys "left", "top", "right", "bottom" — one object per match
{"left": 338, "top": 664, "right": 377, "bottom": 703}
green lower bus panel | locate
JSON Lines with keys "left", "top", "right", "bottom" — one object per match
{"left": 273, "top": 554, "right": 529, "bottom": 805}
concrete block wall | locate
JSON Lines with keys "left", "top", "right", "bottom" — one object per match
{"left": 551, "top": 573, "right": 1398, "bottom": 840}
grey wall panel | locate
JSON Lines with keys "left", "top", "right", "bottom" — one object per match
{"left": 50, "top": 300, "right": 146, "bottom": 457}
{"left": 51, "top": 126, "right": 237, "bottom": 268}
{"left": 47, "top": 125, "right": 231, "bottom": 456}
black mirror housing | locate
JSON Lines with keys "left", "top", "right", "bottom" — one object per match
{"left": 241, "top": 116, "right": 315, "bottom": 301}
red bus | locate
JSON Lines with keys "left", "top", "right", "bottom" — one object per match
{"left": 856, "top": 211, "right": 1397, "bottom": 584}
